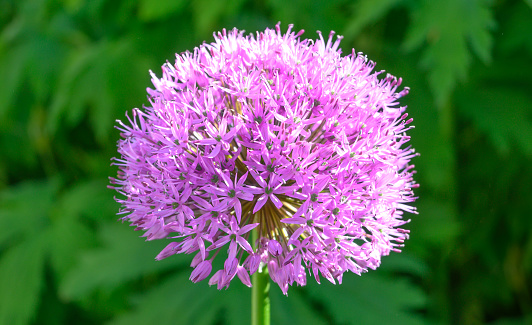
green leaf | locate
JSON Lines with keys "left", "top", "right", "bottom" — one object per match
{"left": 412, "top": 198, "right": 460, "bottom": 249}
{"left": 60, "top": 223, "right": 188, "bottom": 300}
{"left": 343, "top": 0, "right": 402, "bottom": 42}
{"left": 60, "top": 0, "right": 83, "bottom": 12}
{"left": 0, "top": 235, "right": 47, "bottom": 325}
{"left": 466, "top": 0, "right": 494, "bottom": 64}
{"left": 306, "top": 272, "right": 427, "bottom": 325}
{"left": 488, "top": 315, "right": 532, "bottom": 325}
{"left": 456, "top": 87, "right": 532, "bottom": 157}
{"left": 0, "top": 44, "right": 27, "bottom": 118}
{"left": 271, "top": 287, "right": 328, "bottom": 325}
{"left": 49, "top": 38, "right": 151, "bottom": 144}
{"left": 524, "top": 234, "right": 532, "bottom": 274}
{"left": 138, "top": 0, "right": 186, "bottom": 21}
{"left": 192, "top": 0, "right": 246, "bottom": 37}
{"left": 500, "top": 3, "right": 532, "bottom": 55}
{"left": 48, "top": 43, "right": 104, "bottom": 135}
{"left": 107, "top": 273, "right": 252, "bottom": 325}
{"left": 387, "top": 46, "right": 458, "bottom": 192}
{"left": 0, "top": 19, "right": 66, "bottom": 114}
{"left": 51, "top": 179, "right": 118, "bottom": 223}
{"left": 403, "top": 0, "right": 494, "bottom": 106}
{"left": 26, "top": 36, "right": 66, "bottom": 103}
{"left": 378, "top": 252, "right": 429, "bottom": 278}
{"left": 222, "top": 286, "right": 251, "bottom": 325}
{"left": 107, "top": 273, "right": 217, "bottom": 325}
{"left": 49, "top": 212, "right": 96, "bottom": 280}
{"left": 0, "top": 178, "right": 59, "bottom": 249}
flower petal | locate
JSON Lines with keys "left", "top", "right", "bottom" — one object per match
{"left": 234, "top": 199, "right": 242, "bottom": 223}
{"left": 237, "top": 171, "right": 249, "bottom": 186}
{"left": 237, "top": 266, "right": 252, "bottom": 287}
{"left": 250, "top": 170, "right": 267, "bottom": 187}
{"left": 237, "top": 236, "right": 253, "bottom": 253}
{"left": 252, "top": 195, "right": 268, "bottom": 213}
{"left": 270, "top": 194, "right": 284, "bottom": 209}
{"left": 288, "top": 227, "right": 305, "bottom": 245}
{"left": 281, "top": 216, "right": 306, "bottom": 225}
{"left": 239, "top": 222, "right": 259, "bottom": 235}
{"left": 205, "top": 143, "right": 222, "bottom": 158}
{"left": 238, "top": 191, "right": 255, "bottom": 201}
{"left": 197, "top": 138, "right": 218, "bottom": 145}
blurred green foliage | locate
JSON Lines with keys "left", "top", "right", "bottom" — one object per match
{"left": 1, "top": 0, "right": 531, "bottom": 324}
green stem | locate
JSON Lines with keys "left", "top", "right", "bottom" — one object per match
{"left": 252, "top": 229, "right": 270, "bottom": 325}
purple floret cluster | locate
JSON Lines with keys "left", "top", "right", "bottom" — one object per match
{"left": 110, "top": 23, "right": 418, "bottom": 294}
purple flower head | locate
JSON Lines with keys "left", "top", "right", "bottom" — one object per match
{"left": 110, "top": 23, "right": 418, "bottom": 294}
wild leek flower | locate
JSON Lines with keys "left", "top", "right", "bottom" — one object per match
{"left": 110, "top": 23, "right": 417, "bottom": 295}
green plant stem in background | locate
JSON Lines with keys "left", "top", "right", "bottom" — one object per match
{"left": 252, "top": 228, "right": 270, "bottom": 325}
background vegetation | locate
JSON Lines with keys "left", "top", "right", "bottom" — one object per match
{"left": 1, "top": 0, "right": 531, "bottom": 324}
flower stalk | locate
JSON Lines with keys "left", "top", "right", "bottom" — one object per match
{"left": 252, "top": 226, "right": 270, "bottom": 325}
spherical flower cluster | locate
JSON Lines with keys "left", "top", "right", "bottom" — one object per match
{"left": 110, "top": 23, "right": 418, "bottom": 294}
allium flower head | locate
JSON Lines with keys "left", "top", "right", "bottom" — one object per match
{"left": 111, "top": 23, "right": 418, "bottom": 294}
